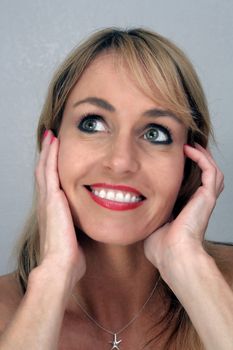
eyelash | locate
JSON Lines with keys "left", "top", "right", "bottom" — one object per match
{"left": 77, "top": 113, "right": 173, "bottom": 145}
{"left": 78, "top": 114, "right": 105, "bottom": 133}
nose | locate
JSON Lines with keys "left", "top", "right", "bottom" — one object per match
{"left": 102, "top": 133, "right": 140, "bottom": 175}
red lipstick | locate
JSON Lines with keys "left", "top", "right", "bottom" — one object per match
{"left": 89, "top": 192, "right": 144, "bottom": 210}
{"left": 84, "top": 183, "right": 145, "bottom": 211}
{"left": 89, "top": 183, "right": 143, "bottom": 196}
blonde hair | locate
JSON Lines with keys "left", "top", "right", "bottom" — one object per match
{"left": 14, "top": 27, "right": 214, "bottom": 348}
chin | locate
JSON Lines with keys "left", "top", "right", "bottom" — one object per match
{"left": 70, "top": 202, "right": 170, "bottom": 247}
{"left": 74, "top": 222, "right": 149, "bottom": 247}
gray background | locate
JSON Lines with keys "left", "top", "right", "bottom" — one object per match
{"left": 0, "top": 0, "right": 232, "bottom": 275}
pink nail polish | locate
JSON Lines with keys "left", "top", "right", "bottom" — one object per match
{"left": 43, "top": 130, "right": 49, "bottom": 139}
{"left": 50, "top": 136, "right": 56, "bottom": 144}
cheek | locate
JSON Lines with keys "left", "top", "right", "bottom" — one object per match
{"left": 149, "top": 151, "right": 185, "bottom": 195}
{"left": 57, "top": 141, "right": 89, "bottom": 187}
{"left": 57, "top": 138, "right": 106, "bottom": 191}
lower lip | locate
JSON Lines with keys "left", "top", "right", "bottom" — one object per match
{"left": 87, "top": 190, "right": 145, "bottom": 211}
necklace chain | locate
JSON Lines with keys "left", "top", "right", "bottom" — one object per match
{"left": 71, "top": 274, "right": 160, "bottom": 337}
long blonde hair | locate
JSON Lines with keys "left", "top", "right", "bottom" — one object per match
{"left": 14, "top": 27, "right": 214, "bottom": 348}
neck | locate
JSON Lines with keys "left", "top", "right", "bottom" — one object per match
{"left": 70, "top": 230, "right": 160, "bottom": 332}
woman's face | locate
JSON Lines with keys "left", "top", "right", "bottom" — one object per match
{"left": 58, "top": 53, "right": 187, "bottom": 245}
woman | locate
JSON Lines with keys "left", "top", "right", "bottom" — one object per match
{"left": 0, "top": 27, "right": 232, "bottom": 350}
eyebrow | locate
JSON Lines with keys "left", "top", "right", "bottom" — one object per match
{"left": 73, "top": 97, "right": 115, "bottom": 112}
{"left": 73, "top": 97, "right": 180, "bottom": 122}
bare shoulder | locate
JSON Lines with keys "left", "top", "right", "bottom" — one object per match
{"left": 204, "top": 240, "right": 233, "bottom": 287}
{"left": 0, "top": 272, "right": 23, "bottom": 331}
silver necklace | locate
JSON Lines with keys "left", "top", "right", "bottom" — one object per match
{"left": 71, "top": 275, "right": 160, "bottom": 349}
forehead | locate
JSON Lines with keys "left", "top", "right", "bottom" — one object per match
{"left": 66, "top": 52, "right": 167, "bottom": 111}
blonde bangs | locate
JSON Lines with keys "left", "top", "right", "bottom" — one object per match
{"left": 110, "top": 34, "right": 197, "bottom": 131}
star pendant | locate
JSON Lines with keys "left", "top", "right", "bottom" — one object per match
{"left": 110, "top": 333, "right": 122, "bottom": 350}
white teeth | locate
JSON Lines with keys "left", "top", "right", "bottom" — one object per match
{"left": 131, "top": 195, "right": 137, "bottom": 202}
{"left": 91, "top": 187, "right": 142, "bottom": 203}
{"left": 94, "top": 190, "right": 99, "bottom": 196}
{"left": 106, "top": 190, "right": 115, "bottom": 200}
{"left": 124, "top": 193, "right": 131, "bottom": 202}
{"left": 116, "top": 192, "right": 124, "bottom": 201}
{"left": 99, "top": 189, "right": 106, "bottom": 198}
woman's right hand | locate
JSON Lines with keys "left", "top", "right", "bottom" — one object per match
{"left": 0, "top": 129, "right": 85, "bottom": 349}
{"left": 34, "top": 129, "right": 86, "bottom": 286}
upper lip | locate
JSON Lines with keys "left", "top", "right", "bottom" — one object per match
{"left": 85, "top": 183, "right": 146, "bottom": 198}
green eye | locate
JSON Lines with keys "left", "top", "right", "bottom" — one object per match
{"left": 78, "top": 114, "right": 106, "bottom": 133}
{"left": 143, "top": 124, "right": 172, "bottom": 144}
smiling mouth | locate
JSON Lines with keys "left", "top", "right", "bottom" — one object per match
{"left": 84, "top": 184, "right": 146, "bottom": 211}
{"left": 84, "top": 185, "right": 146, "bottom": 204}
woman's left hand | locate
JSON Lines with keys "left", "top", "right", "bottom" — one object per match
{"left": 144, "top": 143, "right": 224, "bottom": 278}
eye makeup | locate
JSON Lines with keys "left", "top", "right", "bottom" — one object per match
{"left": 76, "top": 113, "right": 173, "bottom": 145}
{"left": 77, "top": 114, "right": 107, "bottom": 133}
{"left": 142, "top": 123, "right": 173, "bottom": 145}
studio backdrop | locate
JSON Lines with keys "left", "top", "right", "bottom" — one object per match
{"left": 0, "top": 0, "right": 232, "bottom": 274}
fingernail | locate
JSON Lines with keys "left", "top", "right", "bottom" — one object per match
{"left": 43, "top": 130, "right": 49, "bottom": 139}
{"left": 183, "top": 144, "right": 190, "bottom": 154}
{"left": 50, "top": 136, "right": 56, "bottom": 144}
{"left": 194, "top": 142, "right": 202, "bottom": 148}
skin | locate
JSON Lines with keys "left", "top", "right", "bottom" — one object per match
{"left": 58, "top": 53, "right": 187, "bottom": 246}
{"left": 0, "top": 52, "right": 231, "bottom": 350}
{"left": 56, "top": 53, "right": 187, "bottom": 326}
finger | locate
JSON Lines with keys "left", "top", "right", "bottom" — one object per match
{"left": 35, "top": 131, "right": 54, "bottom": 246}
{"left": 193, "top": 143, "right": 224, "bottom": 197}
{"left": 44, "top": 135, "right": 61, "bottom": 194}
{"left": 35, "top": 130, "right": 53, "bottom": 196}
{"left": 194, "top": 143, "right": 214, "bottom": 161}
{"left": 194, "top": 143, "right": 219, "bottom": 170}
{"left": 184, "top": 145, "right": 218, "bottom": 198}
